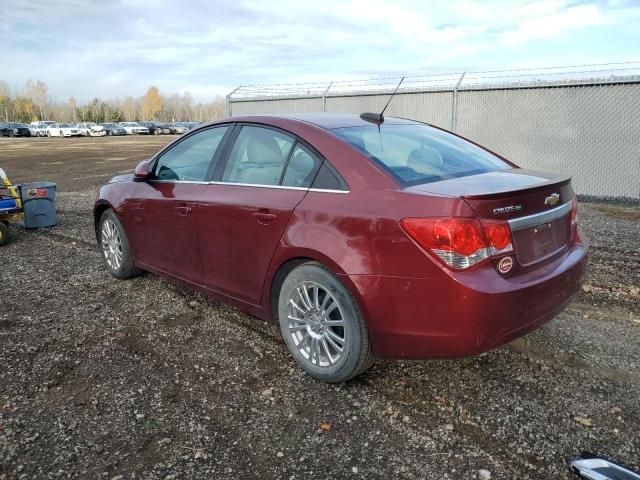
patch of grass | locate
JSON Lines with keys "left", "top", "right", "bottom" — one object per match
{"left": 592, "top": 204, "right": 640, "bottom": 221}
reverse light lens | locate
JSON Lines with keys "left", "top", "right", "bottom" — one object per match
{"left": 401, "top": 217, "right": 514, "bottom": 270}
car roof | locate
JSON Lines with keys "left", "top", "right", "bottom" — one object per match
{"left": 228, "top": 112, "right": 420, "bottom": 129}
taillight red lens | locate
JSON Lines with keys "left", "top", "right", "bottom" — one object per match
{"left": 570, "top": 196, "right": 578, "bottom": 226}
{"left": 432, "top": 218, "right": 486, "bottom": 256}
{"left": 401, "top": 217, "right": 513, "bottom": 270}
{"left": 481, "top": 220, "right": 512, "bottom": 251}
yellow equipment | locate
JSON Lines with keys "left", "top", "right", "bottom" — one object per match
{"left": 0, "top": 168, "right": 23, "bottom": 246}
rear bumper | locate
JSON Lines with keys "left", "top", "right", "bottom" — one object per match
{"left": 347, "top": 233, "right": 588, "bottom": 359}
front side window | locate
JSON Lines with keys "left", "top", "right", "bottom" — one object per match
{"left": 332, "top": 124, "right": 512, "bottom": 185}
{"left": 153, "top": 126, "right": 228, "bottom": 182}
{"left": 222, "top": 126, "right": 295, "bottom": 186}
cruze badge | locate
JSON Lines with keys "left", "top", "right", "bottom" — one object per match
{"left": 493, "top": 205, "right": 522, "bottom": 215}
{"left": 545, "top": 193, "right": 560, "bottom": 206}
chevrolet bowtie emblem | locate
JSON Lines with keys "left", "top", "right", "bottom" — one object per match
{"left": 545, "top": 193, "right": 560, "bottom": 206}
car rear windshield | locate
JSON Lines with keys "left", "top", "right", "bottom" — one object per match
{"left": 332, "top": 124, "right": 512, "bottom": 185}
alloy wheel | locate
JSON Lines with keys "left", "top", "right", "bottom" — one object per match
{"left": 286, "top": 281, "right": 346, "bottom": 367}
{"left": 101, "top": 219, "right": 123, "bottom": 271}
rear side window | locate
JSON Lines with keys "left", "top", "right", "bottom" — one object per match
{"left": 332, "top": 124, "right": 511, "bottom": 185}
{"left": 153, "top": 126, "right": 228, "bottom": 181}
{"left": 281, "top": 144, "right": 321, "bottom": 188}
{"left": 311, "top": 162, "right": 348, "bottom": 191}
{"left": 222, "top": 126, "right": 295, "bottom": 186}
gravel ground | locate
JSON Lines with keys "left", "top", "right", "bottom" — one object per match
{"left": 1, "top": 137, "right": 639, "bottom": 479}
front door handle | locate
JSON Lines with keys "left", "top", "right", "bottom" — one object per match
{"left": 252, "top": 211, "right": 277, "bottom": 225}
{"left": 177, "top": 205, "right": 192, "bottom": 216}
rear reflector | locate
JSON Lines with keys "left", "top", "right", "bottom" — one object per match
{"left": 401, "top": 217, "right": 514, "bottom": 270}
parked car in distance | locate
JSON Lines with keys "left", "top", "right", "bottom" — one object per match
{"left": 168, "top": 122, "right": 190, "bottom": 134}
{"left": 47, "top": 123, "right": 81, "bottom": 137}
{"left": 28, "top": 124, "right": 43, "bottom": 137}
{"left": 30, "top": 120, "right": 56, "bottom": 128}
{"left": 77, "top": 122, "right": 106, "bottom": 137}
{"left": 118, "top": 122, "right": 150, "bottom": 135}
{"left": 100, "top": 123, "right": 128, "bottom": 136}
{"left": 0, "top": 122, "right": 31, "bottom": 137}
{"left": 94, "top": 113, "right": 588, "bottom": 383}
{"left": 139, "top": 121, "right": 171, "bottom": 135}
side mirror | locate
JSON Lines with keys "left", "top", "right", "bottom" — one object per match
{"left": 133, "top": 160, "right": 151, "bottom": 182}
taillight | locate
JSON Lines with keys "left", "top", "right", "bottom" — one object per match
{"left": 570, "top": 196, "right": 578, "bottom": 227}
{"left": 401, "top": 217, "right": 514, "bottom": 270}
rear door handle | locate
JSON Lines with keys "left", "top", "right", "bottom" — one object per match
{"left": 252, "top": 211, "right": 277, "bottom": 225}
{"left": 177, "top": 205, "right": 192, "bottom": 216}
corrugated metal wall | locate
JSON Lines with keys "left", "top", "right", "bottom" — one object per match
{"left": 230, "top": 83, "right": 640, "bottom": 200}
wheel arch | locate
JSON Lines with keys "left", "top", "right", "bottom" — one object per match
{"left": 93, "top": 200, "right": 116, "bottom": 243}
{"left": 265, "top": 249, "right": 366, "bottom": 325}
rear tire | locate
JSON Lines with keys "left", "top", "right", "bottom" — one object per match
{"left": 0, "top": 222, "right": 8, "bottom": 246}
{"left": 277, "top": 262, "right": 374, "bottom": 383}
{"left": 8, "top": 130, "right": 14, "bottom": 137}
{"left": 98, "top": 209, "right": 142, "bottom": 279}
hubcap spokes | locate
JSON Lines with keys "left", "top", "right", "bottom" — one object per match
{"left": 287, "top": 281, "right": 346, "bottom": 368}
{"left": 101, "top": 219, "right": 123, "bottom": 270}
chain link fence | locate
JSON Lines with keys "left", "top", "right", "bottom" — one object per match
{"left": 229, "top": 63, "right": 640, "bottom": 201}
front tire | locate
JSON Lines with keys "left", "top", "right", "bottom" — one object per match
{"left": 98, "top": 209, "right": 142, "bottom": 279}
{"left": 278, "top": 262, "right": 374, "bottom": 383}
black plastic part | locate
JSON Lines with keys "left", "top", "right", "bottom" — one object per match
{"left": 359, "top": 112, "right": 384, "bottom": 125}
{"left": 311, "top": 161, "right": 349, "bottom": 191}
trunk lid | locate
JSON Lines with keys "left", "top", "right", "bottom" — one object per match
{"left": 407, "top": 168, "right": 575, "bottom": 266}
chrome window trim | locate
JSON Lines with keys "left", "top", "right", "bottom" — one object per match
{"left": 308, "top": 187, "right": 350, "bottom": 194}
{"left": 508, "top": 201, "right": 572, "bottom": 232}
{"left": 147, "top": 179, "right": 350, "bottom": 193}
{"left": 209, "top": 181, "right": 308, "bottom": 191}
{"left": 149, "top": 179, "right": 209, "bottom": 184}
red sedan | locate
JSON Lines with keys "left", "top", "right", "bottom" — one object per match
{"left": 94, "top": 113, "right": 588, "bottom": 382}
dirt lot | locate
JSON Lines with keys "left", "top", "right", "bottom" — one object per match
{"left": 1, "top": 136, "right": 639, "bottom": 479}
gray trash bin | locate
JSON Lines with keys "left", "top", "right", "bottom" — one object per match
{"left": 20, "top": 182, "right": 57, "bottom": 229}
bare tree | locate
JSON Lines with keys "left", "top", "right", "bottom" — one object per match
{"left": 25, "top": 80, "right": 49, "bottom": 120}
{"left": 0, "top": 80, "right": 10, "bottom": 121}
{"left": 68, "top": 96, "right": 77, "bottom": 122}
{"left": 122, "top": 96, "right": 136, "bottom": 121}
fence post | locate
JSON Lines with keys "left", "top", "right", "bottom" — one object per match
{"left": 322, "top": 82, "right": 333, "bottom": 112}
{"left": 451, "top": 72, "right": 465, "bottom": 132}
{"left": 225, "top": 86, "right": 242, "bottom": 117}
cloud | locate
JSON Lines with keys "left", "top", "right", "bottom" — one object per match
{"left": 0, "top": 0, "right": 638, "bottom": 101}
{"left": 498, "top": 3, "right": 606, "bottom": 45}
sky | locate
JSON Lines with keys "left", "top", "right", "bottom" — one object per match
{"left": 1, "top": 0, "right": 639, "bottom": 102}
